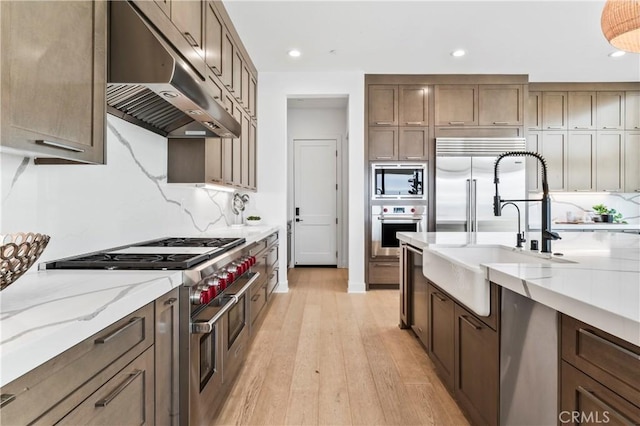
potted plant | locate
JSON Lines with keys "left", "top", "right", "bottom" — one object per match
{"left": 246, "top": 215, "right": 262, "bottom": 226}
{"left": 592, "top": 204, "right": 625, "bottom": 223}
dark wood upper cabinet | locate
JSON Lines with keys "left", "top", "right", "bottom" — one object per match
{"left": 242, "top": 64, "right": 250, "bottom": 109}
{"left": 399, "top": 127, "right": 429, "bottom": 161}
{"left": 568, "top": 91, "right": 596, "bottom": 130}
{"left": 171, "top": 0, "right": 204, "bottom": 60}
{"left": 368, "top": 127, "right": 398, "bottom": 160}
{"left": 249, "top": 77, "right": 257, "bottom": 119}
{"left": 205, "top": 1, "right": 223, "bottom": 77}
{"left": 0, "top": 0, "right": 106, "bottom": 164}
{"left": 399, "top": 86, "right": 429, "bottom": 126}
{"left": 434, "top": 85, "right": 478, "bottom": 126}
{"left": 478, "top": 84, "right": 523, "bottom": 126}
{"left": 369, "top": 85, "right": 399, "bottom": 126}
{"left": 232, "top": 51, "right": 243, "bottom": 99}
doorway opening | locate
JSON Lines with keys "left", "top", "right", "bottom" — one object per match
{"left": 287, "top": 96, "right": 349, "bottom": 268}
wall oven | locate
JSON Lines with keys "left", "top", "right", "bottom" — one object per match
{"left": 371, "top": 205, "right": 427, "bottom": 258}
{"left": 371, "top": 163, "right": 427, "bottom": 200}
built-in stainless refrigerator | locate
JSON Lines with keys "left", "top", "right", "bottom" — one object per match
{"left": 436, "top": 138, "right": 526, "bottom": 232}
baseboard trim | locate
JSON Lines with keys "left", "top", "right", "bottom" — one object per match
{"left": 348, "top": 280, "right": 366, "bottom": 293}
{"left": 272, "top": 279, "right": 289, "bottom": 293}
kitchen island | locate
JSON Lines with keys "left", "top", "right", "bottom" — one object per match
{"left": 398, "top": 231, "right": 640, "bottom": 425}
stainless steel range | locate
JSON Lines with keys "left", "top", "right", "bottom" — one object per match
{"left": 43, "top": 235, "right": 265, "bottom": 426}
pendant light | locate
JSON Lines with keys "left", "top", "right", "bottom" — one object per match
{"left": 601, "top": 0, "right": 640, "bottom": 53}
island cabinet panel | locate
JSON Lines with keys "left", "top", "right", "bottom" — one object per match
{"left": 625, "top": 91, "right": 640, "bottom": 130}
{"left": 566, "top": 131, "right": 595, "bottom": 192}
{"left": 454, "top": 303, "right": 499, "bottom": 426}
{"left": 369, "top": 85, "right": 399, "bottom": 126}
{"left": 596, "top": 131, "right": 624, "bottom": 192}
{"left": 155, "top": 289, "right": 179, "bottom": 426}
{"left": 527, "top": 91, "right": 543, "bottom": 130}
{"left": 409, "top": 248, "right": 429, "bottom": 348}
{"left": 434, "top": 85, "right": 478, "bottom": 126}
{"left": 568, "top": 91, "right": 596, "bottom": 130}
{"left": 0, "top": 0, "right": 106, "bottom": 164}
{"left": 560, "top": 314, "right": 640, "bottom": 410}
{"left": 625, "top": 131, "right": 640, "bottom": 192}
{"left": 542, "top": 91, "right": 568, "bottom": 130}
{"left": 399, "top": 85, "right": 429, "bottom": 126}
{"left": 478, "top": 84, "right": 523, "bottom": 126}
{"left": 597, "top": 91, "right": 625, "bottom": 130}
{"left": 427, "top": 283, "right": 455, "bottom": 391}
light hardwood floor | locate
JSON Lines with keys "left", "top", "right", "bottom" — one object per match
{"left": 213, "top": 268, "right": 469, "bottom": 426}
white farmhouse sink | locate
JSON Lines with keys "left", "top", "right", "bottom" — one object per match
{"left": 422, "top": 246, "right": 574, "bottom": 316}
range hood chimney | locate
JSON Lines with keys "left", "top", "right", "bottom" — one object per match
{"left": 107, "top": 1, "right": 240, "bottom": 139}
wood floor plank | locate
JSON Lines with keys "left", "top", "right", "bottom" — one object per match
{"left": 214, "top": 267, "right": 469, "bottom": 426}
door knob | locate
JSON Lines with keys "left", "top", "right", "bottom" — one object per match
{"left": 295, "top": 218, "right": 303, "bottom": 222}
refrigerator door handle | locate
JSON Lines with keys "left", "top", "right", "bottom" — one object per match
{"left": 466, "top": 179, "right": 471, "bottom": 231}
{"left": 472, "top": 179, "right": 478, "bottom": 232}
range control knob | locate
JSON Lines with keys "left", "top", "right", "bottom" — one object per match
{"left": 191, "top": 288, "right": 210, "bottom": 305}
{"left": 411, "top": 208, "right": 416, "bottom": 213}
{"left": 216, "top": 274, "right": 228, "bottom": 290}
{"left": 383, "top": 208, "right": 388, "bottom": 213}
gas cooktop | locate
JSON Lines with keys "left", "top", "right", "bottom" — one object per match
{"left": 44, "top": 236, "right": 246, "bottom": 270}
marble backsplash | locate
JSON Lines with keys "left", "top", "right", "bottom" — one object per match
{"left": 0, "top": 116, "right": 241, "bottom": 266}
{"left": 528, "top": 192, "right": 640, "bottom": 227}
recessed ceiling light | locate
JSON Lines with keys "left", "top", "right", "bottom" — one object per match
{"left": 288, "top": 49, "right": 301, "bottom": 58}
{"left": 609, "top": 50, "right": 626, "bottom": 58}
{"left": 451, "top": 49, "right": 466, "bottom": 57}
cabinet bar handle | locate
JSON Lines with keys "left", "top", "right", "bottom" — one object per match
{"left": 95, "top": 370, "right": 143, "bottom": 407}
{"left": 449, "top": 121, "right": 465, "bottom": 125}
{"left": 164, "top": 297, "right": 177, "bottom": 306}
{"left": 546, "top": 126, "right": 563, "bottom": 129}
{"left": 212, "top": 67, "right": 222, "bottom": 76}
{"left": 405, "top": 121, "right": 423, "bottom": 125}
{"left": 493, "top": 121, "right": 509, "bottom": 125}
{"left": 404, "top": 156, "right": 422, "bottom": 160}
{"left": 35, "top": 140, "right": 85, "bottom": 153}
{"left": 375, "top": 156, "right": 393, "bottom": 159}
{"left": 374, "top": 263, "right": 397, "bottom": 267}
{"left": 573, "top": 127, "right": 590, "bottom": 129}
{"left": 433, "top": 292, "right": 447, "bottom": 302}
{"left": 578, "top": 328, "right": 640, "bottom": 360}
{"left": 95, "top": 317, "right": 142, "bottom": 345}
{"left": 251, "top": 294, "right": 261, "bottom": 302}
{"left": 576, "top": 386, "right": 635, "bottom": 425}
{"left": 0, "top": 394, "right": 16, "bottom": 409}
{"left": 183, "top": 32, "right": 199, "bottom": 47}
{"left": 461, "top": 315, "right": 482, "bottom": 330}
{"left": 573, "top": 189, "right": 591, "bottom": 192}
{"left": 375, "top": 121, "right": 394, "bottom": 125}
{"left": 602, "top": 189, "right": 621, "bottom": 192}
{"left": 635, "top": 189, "right": 640, "bottom": 192}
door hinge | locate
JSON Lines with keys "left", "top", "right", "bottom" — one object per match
{"left": 336, "top": 250, "right": 338, "bottom": 258}
{"left": 336, "top": 183, "right": 338, "bottom": 190}
{"left": 335, "top": 217, "right": 338, "bottom": 224}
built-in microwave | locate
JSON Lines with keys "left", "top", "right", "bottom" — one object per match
{"left": 371, "top": 163, "right": 427, "bottom": 200}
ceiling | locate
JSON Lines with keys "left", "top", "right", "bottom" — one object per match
{"left": 223, "top": 0, "right": 640, "bottom": 82}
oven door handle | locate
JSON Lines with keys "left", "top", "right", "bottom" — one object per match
{"left": 191, "top": 297, "right": 236, "bottom": 334}
{"left": 230, "top": 272, "right": 261, "bottom": 301}
{"left": 377, "top": 216, "right": 423, "bottom": 222}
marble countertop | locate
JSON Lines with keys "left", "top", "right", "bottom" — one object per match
{"left": 0, "top": 226, "right": 279, "bottom": 388}
{"left": 397, "top": 231, "right": 640, "bottom": 346}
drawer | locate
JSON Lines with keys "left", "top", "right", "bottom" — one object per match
{"left": 250, "top": 232, "right": 278, "bottom": 258}
{"left": 0, "top": 303, "right": 154, "bottom": 425}
{"left": 267, "top": 267, "right": 279, "bottom": 296}
{"left": 561, "top": 314, "right": 640, "bottom": 407}
{"left": 58, "top": 347, "right": 155, "bottom": 425}
{"left": 368, "top": 261, "right": 400, "bottom": 284}
{"left": 266, "top": 245, "right": 278, "bottom": 269}
{"left": 249, "top": 282, "right": 267, "bottom": 328}
{"left": 561, "top": 361, "right": 640, "bottom": 425}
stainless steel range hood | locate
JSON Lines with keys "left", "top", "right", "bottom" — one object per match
{"left": 107, "top": 1, "right": 240, "bottom": 139}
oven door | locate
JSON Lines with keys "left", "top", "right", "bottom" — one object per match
{"left": 372, "top": 217, "right": 423, "bottom": 258}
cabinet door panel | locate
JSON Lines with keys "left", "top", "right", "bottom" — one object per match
{"left": 155, "top": 290, "right": 179, "bottom": 426}
{"left": 567, "top": 132, "right": 595, "bottom": 191}
{"left": 241, "top": 113, "right": 250, "bottom": 187}
{"left": 428, "top": 284, "right": 455, "bottom": 390}
{"left": 232, "top": 106, "right": 242, "bottom": 185}
{"left": 625, "top": 91, "right": 640, "bottom": 130}
{"left": 249, "top": 77, "right": 257, "bottom": 118}
{"left": 527, "top": 91, "right": 542, "bottom": 130}
{"left": 454, "top": 304, "right": 499, "bottom": 426}
{"left": 232, "top": 51, "right": 243, "bottom": 99}
{"left": 369, "top": 85, "right": 398, "bottom": 126}
{"left": 542, "top": 92, "right": 568, "bottom": 130}
{"left": 568, "top": 92, "right": 596, "bottom": 130}
{"left": 249, "top": 122, "right": 257, "bottom": 189}
{"left": 398, "top": 127, "right": 428, "bottom": 160}
{"left": 541, "top": 132, "right": 567, "bottom": 191}
{"left": 527, "top": 132, "right": 542, "bottom": 192}
{"left": 435, "top": 85, "right": 478, "bottom": 126}
{"left": 479, "top": 84, "right": 523, "bottom": 126}
{"left": 205, "top": 2, "right": 222, "bottom": 76}
{"left": 242, "top": 65, "right": 250, "bottom": 109}
{"left": 172, "top": 0, "right": 203, "bottom": 57}
{"left": 597, "top": 92, "right": 624, "bottom": 130}
{"left": 399, "top": 85, "right": 428, "bottom": 125}
{"left": 1, "top": 1, "right": 105, "bottom": 164}
{"left": 596, "top": 131, "right": 623, "bottom": 192}
{"left": 368, "top": 127, "right": 398, "bottom": 160}
{"left": 221, "top": 31, "right": 234, "bottom": 88}
{"left": 625, "top": 131, "right": 640, "bottom": 192}
{"left": 410, "top": 250, "right": 429, "bottom": 348}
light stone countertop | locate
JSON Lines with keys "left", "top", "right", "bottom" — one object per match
{"left": 397, "top": 231, "right": 640, "bottom": 347}
{"left": 0, "top": 226, "right": 279, "bottom": 388}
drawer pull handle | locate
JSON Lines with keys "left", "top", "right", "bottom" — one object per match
{"left": 0, "top": 394, "right": 16, "bottom": 408}
{"left": 577, "top": 386, "right": 635, "bottom": 425}
{"left": 375, "top": 121, "right": 394, "bottom": 125}
{"left": 95, "top": 370, "right": 143, "bottom": 408}
{"left": 183, "top": 32, "right": 199, "bottom": 47}
{"left": 546, "top": 126, "right": 563, "bottom": 129}
{"left": 461, "top": 315, "right": 482, "bottom": 330}
{"left": 251, "top": 294, "right": 261, "bottom": 302}
{"left": 95, "top": 317, "right": 143, "bottom": 345}
{"left": 449, "top": 121, "right": 465, "bottom": 125}
{"left": 493, "top": 121, "right": 509, "bottom": 125}
{"left": 164, "top": 297, "right": 177, "bottom": 306}
{"left": 35, "top": 140, "right": 85, "bottom": 153}
{"left": 404, "top": 156, "right": 422, "bottom": 160}
{"left": 578, "top": 328, "right": 640, "bottom": 361}
{"left": 433, "top": 292, "right": 447, "bottom": 302}
{"left": 405, "top": 121, "right": 423, "bottom": 125}
{"left": 374, "top": 263, "right": 397, "bottom": 267}
{"left": 375, "top": 156, "right": 393, "bottom": 160}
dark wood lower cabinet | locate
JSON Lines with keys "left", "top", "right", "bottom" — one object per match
{"left": 409, "top": 248, "right": 429, "bottom": 347}
{"left": 560, "top": 361, "right": 640, "bottom": 425}
{"left": 454, "top": 304, "right": 499, "bottom": 426}
{"left": 427, "top": 283, "right": 455, "bottom": 391}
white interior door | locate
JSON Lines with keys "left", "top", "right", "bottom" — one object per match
{"left": 294, "top": 139, "right": 337, "bottom": 265}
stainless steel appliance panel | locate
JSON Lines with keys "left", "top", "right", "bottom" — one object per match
{"left": 371, "top": 163, "right": 427, "bottom": 200}
{"left": 371, "top": 205, "right": 427, "bottom": 258}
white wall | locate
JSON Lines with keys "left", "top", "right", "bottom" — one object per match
{"left": 0, "top": 116, "right": 235, "bottom": 266}
{"left": 288, "top": 104, "right": 349, "bottom": 268}
{"left": 254, "top": 72, "right": 366, "bottom": 292}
